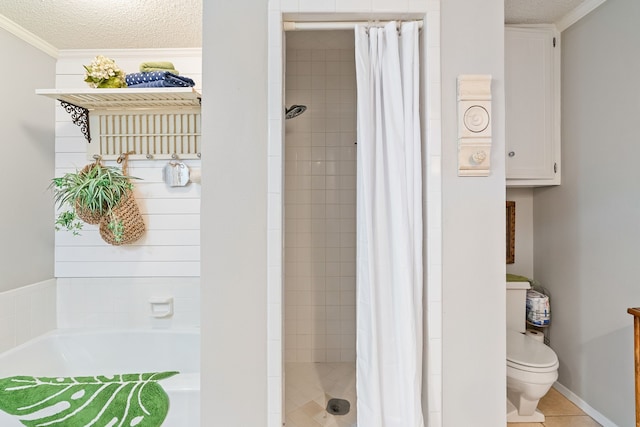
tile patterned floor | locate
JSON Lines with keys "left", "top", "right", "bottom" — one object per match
{"left": 509, "top": 387, "right": 602, "bottom": 427}
{"left": 285, "top": 365, "right": 600, "bottom": 427}
{"left": 285, "top": 362, "right": 356, "bottom": 427}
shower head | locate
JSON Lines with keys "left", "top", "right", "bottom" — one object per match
{"left": 285, "top": 104, "right": 307, "bottom": 120}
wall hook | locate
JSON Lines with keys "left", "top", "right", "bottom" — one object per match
{"left": 117, "top": 151, "right": 136, "bottom": 164}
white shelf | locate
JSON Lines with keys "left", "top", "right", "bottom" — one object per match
{"left": 36, "top": 87, "right": 201, "bottom": 110}
{"left": 37, "top": 88, "right": 202, "bottom": 160}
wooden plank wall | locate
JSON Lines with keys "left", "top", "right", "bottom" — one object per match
{"left": 53, "top": 49, "right": 202, "bottom": 277}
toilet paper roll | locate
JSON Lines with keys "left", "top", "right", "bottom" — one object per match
{"left": 525, "top": 328, "right": 545, "bottom": 343}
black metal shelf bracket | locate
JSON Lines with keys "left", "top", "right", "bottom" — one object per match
{"left": 59, "top": 100, "right": 91, "bottom": 143}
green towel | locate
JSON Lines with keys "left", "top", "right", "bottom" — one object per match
{"left": 0, "top": 371, "right": 177, "bottom": 427}
{"left": 140, "top": 67, "right": 180, "bottom": 74}
{"left": 507, "top": 273, "right": 531, "bottom": 282}
{"left": 140, "top": 62, "right": 179, "bottom": 75}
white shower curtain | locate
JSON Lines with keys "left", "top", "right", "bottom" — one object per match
{"left": 355, "top": 21, "right": 424, "bottom": 427}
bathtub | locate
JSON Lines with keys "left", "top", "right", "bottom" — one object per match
{"left": 0, "top": 329, "right": 199, "bottom": 426}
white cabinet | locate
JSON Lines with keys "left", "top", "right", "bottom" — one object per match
{"left": 505, "top": 26, "right": 560, "bottom": 187}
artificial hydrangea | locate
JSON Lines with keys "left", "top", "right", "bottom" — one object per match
{"left": 83, "top": 55, "right": 127, "bottom": 88}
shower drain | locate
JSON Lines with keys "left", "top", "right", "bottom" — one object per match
{"left": 326, "top": 398, "right": 350, "bottom": 416}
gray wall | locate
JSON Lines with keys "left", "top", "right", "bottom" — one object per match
{"left": 200, "top": 1, "right": 269, "bottom": 426}
{"left": 534, "top": 0, "right": 640, "bottom": 425}
{"left": 441, "top": 0, "right": 507, "bottom": 425}
{"left": 0, "top": 29, "right": 55, "bottom": 292}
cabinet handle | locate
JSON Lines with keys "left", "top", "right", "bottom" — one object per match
{"left": 508, "top": 151, "right": 515, "bottom": 157}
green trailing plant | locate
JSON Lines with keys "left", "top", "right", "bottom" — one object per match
{"left": 50, "top": 163, "right": 138, "bottom": 240}
{"left": 107, "top": 217, "right": 125, "bottom": 243}
{"left": 52, "top": 164, "right": 134, "bottom": 215}
{"left": 54, "top": 210, "right": 83, "bottom": 235}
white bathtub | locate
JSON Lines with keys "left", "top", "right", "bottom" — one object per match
{"left": 0, "top": 329, "right": 200, "bottom": 426}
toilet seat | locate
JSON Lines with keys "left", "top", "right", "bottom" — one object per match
{"left": 507, "top": 329, "right": 558, "bottom": 373}
{"left": 508, "top": 359, "right": 558, "bottom": 374}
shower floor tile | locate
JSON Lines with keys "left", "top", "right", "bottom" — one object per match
{"left": 285, "top": 362, "right": 356, "bottom": 427}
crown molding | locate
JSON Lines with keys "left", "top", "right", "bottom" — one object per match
{"left": 555, "top": 0, "right": 608, "bottom": 32}
{"left": 0, "top": 13, "right": 58, "bottom": 58}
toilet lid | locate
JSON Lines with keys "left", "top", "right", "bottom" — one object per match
{"left": 506, "top": 329, "right": 558, "bottom": 371}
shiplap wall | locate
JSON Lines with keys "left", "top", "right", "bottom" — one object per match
{"left": 53, "top": 49, "right": 202, "bottom": 277}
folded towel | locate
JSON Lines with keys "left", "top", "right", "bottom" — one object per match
{"left": 126, "top": 71, "right": 170, "bottom": 85}
{"left": 140, "top": 67, "right": 179, "bottom": 74}
{"left": 140, "top": 61, "right": 179, "bottom": 74}
{"left": 506, "top": 274, "right": 530, "bottom": 282}
{"left": 125, "top": 71, "right": 195, "bottom": 88}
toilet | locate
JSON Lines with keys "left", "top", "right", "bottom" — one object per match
{"left": 506, "top": 281, "right": 559, "bottom": 423}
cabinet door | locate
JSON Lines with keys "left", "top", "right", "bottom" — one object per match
{"left": 505, "top": 26, "right": 560, "bottom": 185}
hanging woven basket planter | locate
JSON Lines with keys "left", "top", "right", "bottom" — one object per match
{"left": 51, "top": 151, "right": 145, "bottom": 244}
{"left": 99, "top": 188, "right": 145, "bottom": 245}
{"left": 74, "top": 200, "right": 103, "bottom": 225}
{"left": 98, "top": 152, "right": 145, "bottom": 245}
{"left": 73, "top": 163, "right": 104, "bottom": 224}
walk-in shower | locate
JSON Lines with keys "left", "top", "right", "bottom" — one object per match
{"left": 284, "top": 30, "right": 357, "bottom": 427}
{"left": 284, "top": 21, "right": 424, "bottom": 426}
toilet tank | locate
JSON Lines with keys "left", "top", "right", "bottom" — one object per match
{"left": 507, "top": 281, "right": 531, "bottom": 333}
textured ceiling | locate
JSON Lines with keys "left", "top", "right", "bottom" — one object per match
{"left": 0, "top": 0, "right": 586, "bottom": 50}
{"left": 505, "top": 0, "right": 587, "bottom": 25}
{"left": 0, "top": 0, "right": 202, "bottom": 49}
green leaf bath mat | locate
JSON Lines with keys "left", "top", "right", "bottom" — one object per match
{"left": 0, "top": 371, "right": 178, "bottom": 427}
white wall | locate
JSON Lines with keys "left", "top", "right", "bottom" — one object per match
{"left": 57, "top": 277, "right": 199, "bottom": 329}
{"left": 53, "top": 49, "right": 202, "bottom": 278}
{"left": 48, "top": 50, "right": 203, "bottom": 332}
{"left": 284, "top": 31, "right": 357, "bottom": 364}
{"left": 201, "top": 1, "right": 506, "bottom": 426}
{"left": 201, "top": 2, "right": 269, "bottom": 426}
{"left": 0, "top": 28, "right": 55, "bottom": 293}
{"left": 0, "top": 280, "right": 56, "bottom": 353}
{"left": 441, "top": 1, "right": 506, "bottom": 426}
{"left": 534, "top": 0, "right": 639, "bottom": 425}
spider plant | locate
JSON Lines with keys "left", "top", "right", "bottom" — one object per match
{"left": 50, "top": 163, "right": 138, "bottom": 236}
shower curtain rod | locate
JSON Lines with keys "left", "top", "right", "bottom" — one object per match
{"left": 283, "top": 20, "right": 423, "bottom": 31}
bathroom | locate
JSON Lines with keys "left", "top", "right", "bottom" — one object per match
{"left": 1, "top": 0, "right": 637, "bottom": 426}
{"left": 503, "top": 1, "right": 640, "bottom": 424}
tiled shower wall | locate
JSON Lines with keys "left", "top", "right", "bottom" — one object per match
{"left": 57, "top": 277, "right": 200, "bottom": 329}
{"left": 284, "top": 32, "right": 357, "bottom": 363}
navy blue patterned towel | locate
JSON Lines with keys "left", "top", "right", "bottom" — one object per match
{"left": 125, "top": 71, "right": 195, "bottom": 88}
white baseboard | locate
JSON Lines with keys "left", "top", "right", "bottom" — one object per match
{"left": 553, "top": 381, "right": 618, "bottom": 427}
